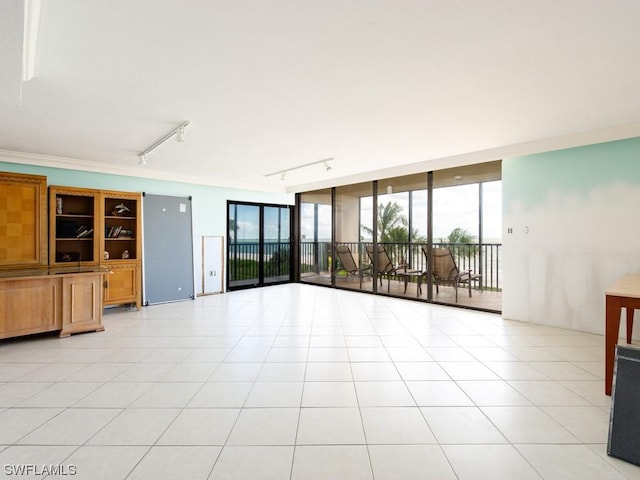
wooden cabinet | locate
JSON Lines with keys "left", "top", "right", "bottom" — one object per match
{"left": 0, "top": 173, "right": 105, "bottom": 340}
{"left": 103, "top": 263, "right": 141, "bottom": 310}
{"left": 49, "top": 186, "right": 142, "bottom": 310}
{"left": 49, "top": 186, "right": 98, "bottom": 266}
{"left": 0, "top": 269, "right": 105, "bottom": 340}
{"left": 0, "top": 172, "right": 48, "bottom": 268}
{"left": 0, "top": 274, "right": 61, "bottom": 338}
{"left": 60, "top": 271, "right": 105, "bottom": 337}
{"left": 99, "top": 190, "right": 142, "bottom": 310}
{"left": 100, "top": 191, "right": 140, "bottom": 261}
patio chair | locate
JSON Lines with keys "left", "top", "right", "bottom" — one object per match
{"left": 335, "top": 244, "right": 371, "bottom": 288}
{"left": 365, "top": 245, "right": 407, "bottom": 292}
{"left": 424, "top": 246, "right": 482, "bottom": 302}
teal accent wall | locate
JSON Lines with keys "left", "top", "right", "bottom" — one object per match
{"left": 501, "top": 135, "right": 640, "bottom": 334}
{"left": 0, "top": 161, "right": 293, "bottom": 236}
{"left": 504, "top": 136, "right": 640, "bottom": 210}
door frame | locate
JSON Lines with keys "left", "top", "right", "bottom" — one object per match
{"left": 226, "top": 200, "right": 293, "bottom": 291}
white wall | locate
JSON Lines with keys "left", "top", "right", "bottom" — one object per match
{"left": 502, "top": 137, "right": 640, "bottom": 335}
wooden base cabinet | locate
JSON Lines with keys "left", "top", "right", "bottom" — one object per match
{"left": 0, "top": 270, "right": 105, "bottom": 340}
{"left": 60, "top": 272, "right": 105, "bottom": 338}
{"left": 0, "top": 276, "right": 61, "bottom": 338}
{"left": 104, "top": 263, "right": 141, "bottom": 310}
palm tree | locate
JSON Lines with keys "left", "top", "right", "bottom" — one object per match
{"left": 440, "top": 227, "right": 477, "bottom": 258}
{"left": 360, "top": 201, "right": 428, "bottom": 264}
{"left": 361, "top": 201, "right": 407, "bottom": 242}
{"left": 442, "top": 227, "right": 475, "bottom": 244}
{"left": 361, "top": 201, "right": 428, "bottom": 243}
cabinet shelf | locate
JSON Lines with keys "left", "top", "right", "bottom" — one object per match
{"left": 102, "top": 192, "right": 141, "bottom": 309}
{"left": 49, "top": 187, "right": 142, "bottom": 310}
{"left": 50, "top": 188, "right": 97, "bottom": 265}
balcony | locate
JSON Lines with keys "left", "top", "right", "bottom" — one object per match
{"left": 300, "top": 241, "right": 502, "bottom": 312}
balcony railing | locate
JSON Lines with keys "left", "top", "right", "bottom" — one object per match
{"left": 229, "top": 240, "right": 502, "bottom": 291}
{"left": 228, "top": 241, "right": 291, "bottom": 282}
{"left": 300, "top": 241, "right": 502, "bottom": 291}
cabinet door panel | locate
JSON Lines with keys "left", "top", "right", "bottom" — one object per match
{"left": 0, "top": 172, "right": 47, "bottom": 266}
{"left": 49, "top": 186, "right": 98, "bottom": 266}
{"left": 0, "top": 279, "right": 61, "bottom": 338}
{"left": 60, "top": 273, "right": 104, "bottom": 337}
{"left": 105, "top": 265, "right": 137, "bottom": 304}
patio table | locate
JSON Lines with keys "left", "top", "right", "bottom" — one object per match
{"left": 396, "top": 268, "right": 428, "bottom": 297}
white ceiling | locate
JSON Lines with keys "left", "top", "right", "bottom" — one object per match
{"left": 1, "top": 0, "right": 640, "bottom": 193}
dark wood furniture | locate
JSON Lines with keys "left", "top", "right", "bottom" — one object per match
{"left": 605, "top": 274, "right": 640, "bottom": 395}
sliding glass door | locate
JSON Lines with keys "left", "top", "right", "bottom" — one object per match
{"left": 298, "top": 189, "right": 332, "bottom": 286}
{"left": 430, "top": 163, "right": 502, "bottom": 309}
{"left": 264, "top": 206, "right": 291, "bottom": 285}
{"left": 228, "top": 201, "right": 292, "bottom": 290}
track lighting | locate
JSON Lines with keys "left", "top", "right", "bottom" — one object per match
{"left": 138, "top": 121, "right": 190, "bottom": 164}
{"left": 175, "top": 126, "right": 186, "bottom": 142}
{"left": 264, "top": 157, "right": 334, "bottom": 179}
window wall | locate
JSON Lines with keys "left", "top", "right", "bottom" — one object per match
{"left": 297, "top": 161, "right": 502, "bottom": 312}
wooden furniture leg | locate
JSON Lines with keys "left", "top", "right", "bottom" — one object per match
{"left": 606, "top": 295, "right": 622, "bottom": 396}
{"left": 626, "top": 307, "right": 634, "bottom": 344}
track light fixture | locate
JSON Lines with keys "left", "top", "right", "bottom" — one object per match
{"left": 265, "top": 157, "right": 334, "bottom": 179}
{"left": 175, "top": 125, "right": 186, "bottom": 142}
{"left": 138, "top": 121, "right": 190, "bottom": 164}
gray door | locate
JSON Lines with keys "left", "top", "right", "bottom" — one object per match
{"left": 142, "top": 193, "right": 195, "bottom": 305}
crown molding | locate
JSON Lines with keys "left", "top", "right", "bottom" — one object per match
{"left": 0, "top": 149, "right": 288, "bottom": 194}
{"left": 287, "top": 122, "right": 640, "bottom": 193}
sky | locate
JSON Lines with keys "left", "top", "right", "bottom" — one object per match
{"left": 230, "top": 205, "right": 291, "bottom": 241}
{"left": 301, "top": 180, "right": 502, "bottom": 243}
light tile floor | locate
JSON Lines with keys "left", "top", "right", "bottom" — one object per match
{"left": 0, "top": 284, "right": 639, "bottom": 479}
